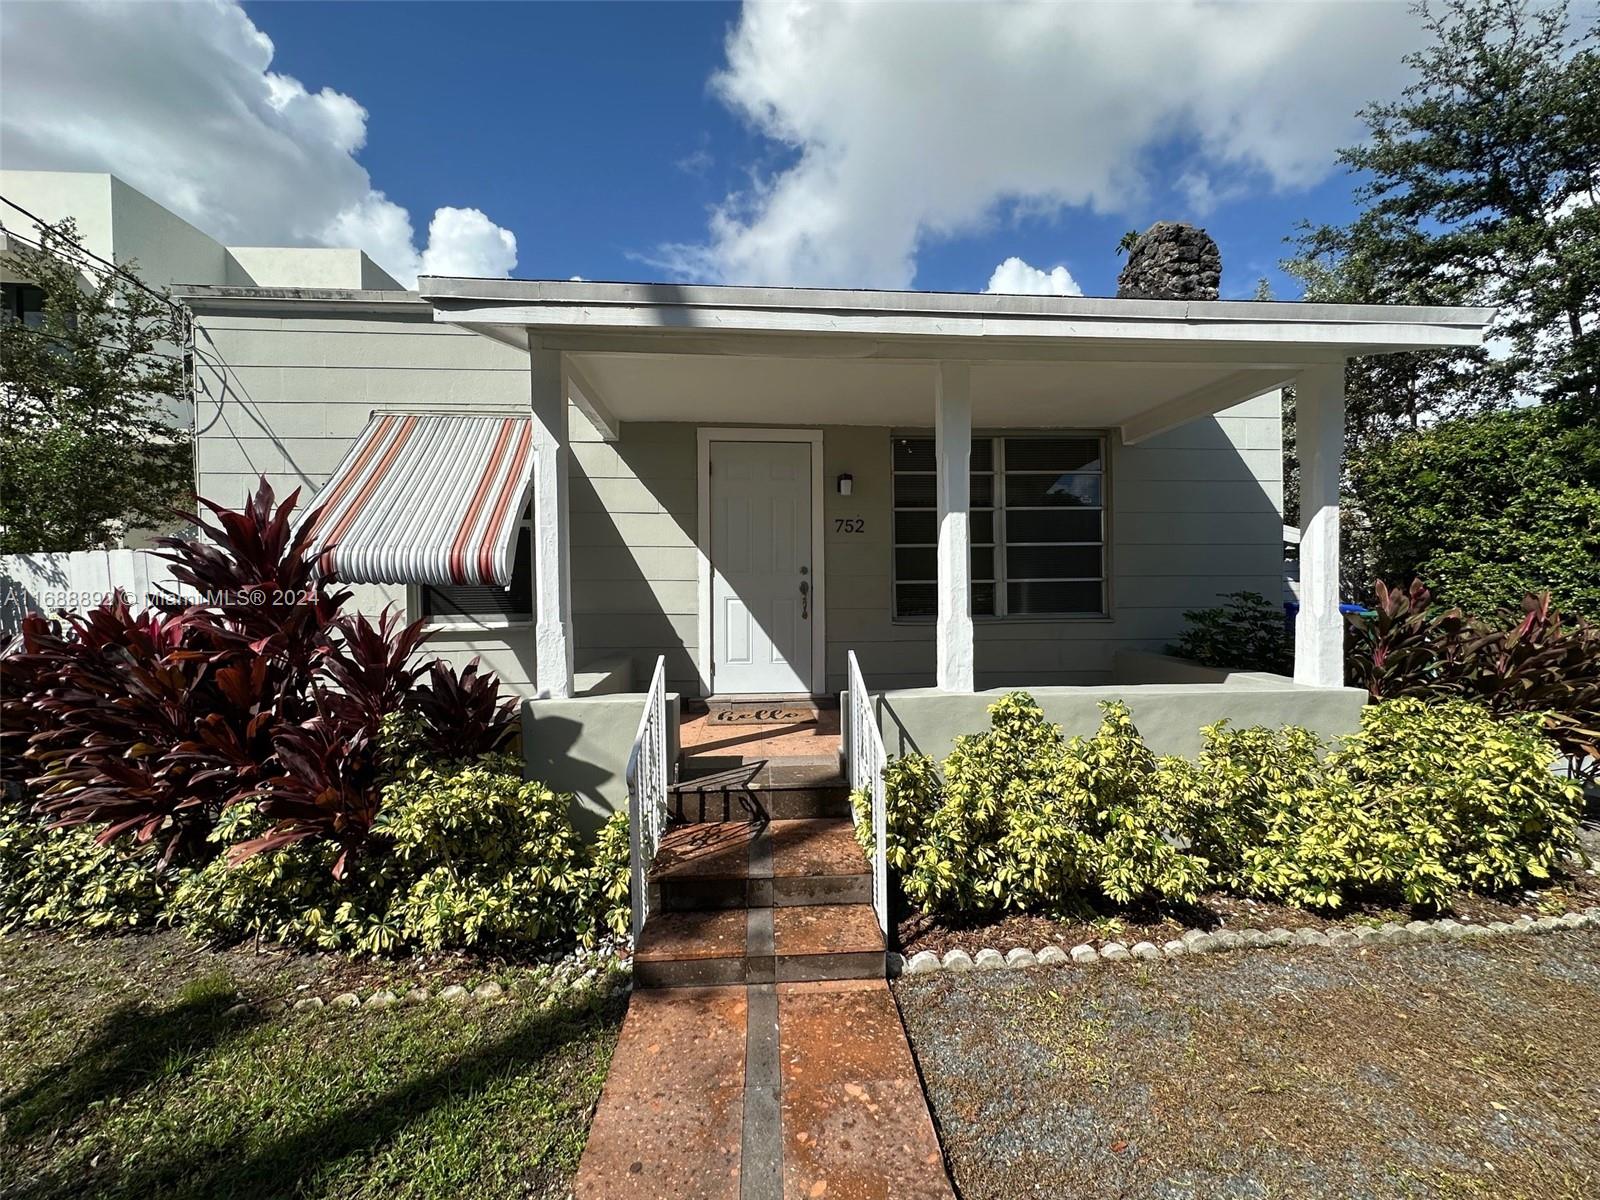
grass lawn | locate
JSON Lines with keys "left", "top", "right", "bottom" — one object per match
{"left": 897, "top": 930, "right": 1600, "bottom": 1200}
{"left": 0, "top": 930, "right": 625, "bottom": 1200}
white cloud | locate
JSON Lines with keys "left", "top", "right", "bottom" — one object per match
{"left": 662, "top": 0, "right": 1427, "bottom": 288}
{"left": 419, "top": 208, "right": 518, "bottom": 279}
{"left": 0, "top": 0, "right": 516, "bottom": 287}
{"left": 985, "top": 256, "right": 1082, "bottom": 297}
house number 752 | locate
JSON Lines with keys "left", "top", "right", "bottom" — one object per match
{"left": 834, "top": 518, "right": 865, "bottom": 533}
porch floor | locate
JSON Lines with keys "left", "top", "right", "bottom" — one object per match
{"left": 680, "top": 707, "right": 842, "bottom": 765}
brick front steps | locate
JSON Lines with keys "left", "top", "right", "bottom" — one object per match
{"left": 637, "top": 817, "right": 883, "bottom": 988}
{"left": 575, "top": 761, "right": 954, "bottom": 1198}
{"left": 653, "top": 819, "right": 875, "bottom": 910}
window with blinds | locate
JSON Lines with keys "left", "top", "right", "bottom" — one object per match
{"left": 891, "top": 434, "right": 1106, "bottom": 620}
{"left": 420, "top": 517, "right": 534, "bottom": 625}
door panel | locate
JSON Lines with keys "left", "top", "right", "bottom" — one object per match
{"left": 710, "top": 440, "right": 812, "bottom": 694}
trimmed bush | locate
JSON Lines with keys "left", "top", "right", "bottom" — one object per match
{"left": 171, "top": 754, "right": 631, "bottom": 955}
{"left": 0, "top": 808, "right": 179, "bottom": 933}
{"left": 877, "top": 691, "right": 1582, "bottom": 918}
{"left": 896, "top": 695, "right": 1208, "bottom": 918}
{"left": 1329, "top": 698, "right": 1583, "bottom": 906}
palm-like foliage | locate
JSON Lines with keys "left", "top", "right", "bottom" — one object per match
{"left": 1347, "top": 581, "right": 1600, "bottom": 781}
{"left": 5, "top": 477, "right": 471, "bottom": 872}
{"left": 232, "top": 714, "right": 386, "bottom": 879}
{"left": 411, "top": 658, "right": 520, "bottom": 760}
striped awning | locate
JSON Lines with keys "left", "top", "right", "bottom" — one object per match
{"left": 302, "top": 413, "right": 534, "bottom": 587}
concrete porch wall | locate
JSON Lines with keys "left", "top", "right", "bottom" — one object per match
{"left": 522, "top": 691, "right": 679, "bottom": 834}
{"left": 876, "top": 678, "right": 1367, "bottom": 763}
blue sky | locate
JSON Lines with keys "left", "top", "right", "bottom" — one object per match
{"left": 242, "top": 1, "right": 1385, "bottom": 299}
{"left": 245, "top": 3, "right": 754, "bottom": 284}
{"left": 3, "top": 1, "right": 1435, "bottom": 297}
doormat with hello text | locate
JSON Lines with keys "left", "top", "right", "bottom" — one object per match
{"left": 705, "top": 698, "right": 821, "bottom": 725}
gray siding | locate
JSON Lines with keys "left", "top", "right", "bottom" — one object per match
{"left": 570, "top": 422, "right": 700, "bottom": 696}
{"left": 192, "top": 301, "right": 1282, "bottom": 700}
{"left": 191, "top": 303, "right": 538, "bottom": 692}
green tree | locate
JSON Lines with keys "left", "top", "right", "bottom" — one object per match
{"left": 1290, "top": 0, "right": 1599, "bottom": 422}
{"left": 1355, "top": 405, "right": 1600, "bottom": 618}
{"left": 1, "top": 219, "right": 193, "bottom": 553}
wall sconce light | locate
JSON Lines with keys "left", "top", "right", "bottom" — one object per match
{"left": 837, "top": 473, "right": 853, "bottom": 496}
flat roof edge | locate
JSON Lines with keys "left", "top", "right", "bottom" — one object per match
{"left": 175, "top": 284, "right": 425, "bottom": 310}
{"left": 416, "top": 276, "right": 1495, "bottom": 329}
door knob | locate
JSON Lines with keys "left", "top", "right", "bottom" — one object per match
{"left": 799, "top": 579, "right": 810, "bottom": 619}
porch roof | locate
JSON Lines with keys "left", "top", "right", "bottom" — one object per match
{"left": 418, "top": 276, "right": 1493, "bottom": 443}
{"left": 419, "top": 276, "right": 1492, "bottom": 353}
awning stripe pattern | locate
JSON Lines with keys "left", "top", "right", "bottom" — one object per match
{"left": 302, "top": 413, "right": 535, "bottom": 588}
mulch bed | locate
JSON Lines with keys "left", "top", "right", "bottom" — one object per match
{"left": 896, "top": 930, "right": 1600, "bottom": 1200}
{"left": 897, "top": 844, "right": 1600, "bottom": 959}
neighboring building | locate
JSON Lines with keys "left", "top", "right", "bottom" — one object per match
{"left": 0, "top": 170, "right": 403, "bottom": 292}
{"left": 0, "top": 169, "right": 405, "bottom": 547}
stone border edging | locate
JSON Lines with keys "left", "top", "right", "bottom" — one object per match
{"left": 891, "top": 906, "right": 1600, "bottom": 979}
{"left": 224, "top": 957, "right": 633, "bottom": 1019}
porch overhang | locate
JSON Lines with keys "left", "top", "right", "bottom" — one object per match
{"left": 417, "top": 277, "right": 1492, "bottom": 445}
{"left": 417, "top": 277, "right": 1493, "bottom": 699}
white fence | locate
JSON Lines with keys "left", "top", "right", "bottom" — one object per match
{"left": 846, "top": 650, "right": 889, "bottom": 935}
{"left": 626, "top": 655, "right": 671, "bottom": 944}
{"left": 0, "top": 549, "right": 193, "bottom": 634}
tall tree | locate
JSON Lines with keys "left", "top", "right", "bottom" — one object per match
{"left": 1289, "top": 0, "right": 1599, "bottom": 429}
{"left": 0, "top": 219, "right": 194, "bottom": 553}
{"left": 1284, "top": 0, "right": 1598, "bottom": 597}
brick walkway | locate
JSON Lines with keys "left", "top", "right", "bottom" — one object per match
{"left": 574, "top": 740, "right": 953, "bottom": 1199}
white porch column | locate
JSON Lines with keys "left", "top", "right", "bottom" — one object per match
{"left": 935, "top": 361, "right": 975, "bottom": 692}
{"left": 530, "top": 338, "right": 574, "bottom": 698}
{"left": 1294, "top": 364, "right": 1347, "bottom": 687}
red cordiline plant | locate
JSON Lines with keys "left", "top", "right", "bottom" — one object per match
{"left": 318, "top": 610, "right": 432, "bottom": 737}
{"left": 231, "top": 713, "right": 388, "bottom": 878}
{"left": 1347, "top": 581, "right": 1600, "bottom": 782}
{"left": 156, "top": 478, "right": 350, "bottom": 719}
{"left": 225, "top": 651, "right": 523, "bottom": 877}
{"left": 3, "top": 476, "right": 520, "bottom": 874}
{"left": 13, "top": 598, "right": 231, "bottom": 867}
{"left": 411, "top": 658, "right": 520, "bottom": 760}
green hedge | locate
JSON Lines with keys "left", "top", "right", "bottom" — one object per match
{"left": 0, "top": 810, "right": 181, "bottom": 933}
{"left": 3, "top": 753, "right": 630, "bottom": 955}
{"left": 872, "top": 693, "right": 1582, "bottom": 916}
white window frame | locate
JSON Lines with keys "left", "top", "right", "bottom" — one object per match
{"left": 891, "top": 430, "right": 1111, "bottom": 623}
{"left": 408, "top": 509, "right": 536, "bottom": 633}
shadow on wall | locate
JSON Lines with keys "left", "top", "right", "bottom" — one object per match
{"left": 569, "top": 425, "right": 700, "bottom": 697}
{"left": 0, "top": 560, "right": 62, "bottom": 633}
{"left": 522, "top": 693, "right": 680, "bottom": 836}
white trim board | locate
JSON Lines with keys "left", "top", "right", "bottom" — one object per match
{"left": 696, "top": 427, "right": 828, "bottom": 697}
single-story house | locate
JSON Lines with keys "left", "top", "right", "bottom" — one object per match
{"left": 178, "top": 278, "right": 1492, "bottom": 825}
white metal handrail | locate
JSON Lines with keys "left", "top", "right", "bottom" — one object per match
{"left": 626, "top": 655, "right": 670, "bottom": 945}
{"left": 845, "top": 650, "right": 889, "bottom": 935}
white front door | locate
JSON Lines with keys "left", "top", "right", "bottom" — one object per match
{"left": 709, "top": 439, "right": 813, "bottom": 694}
